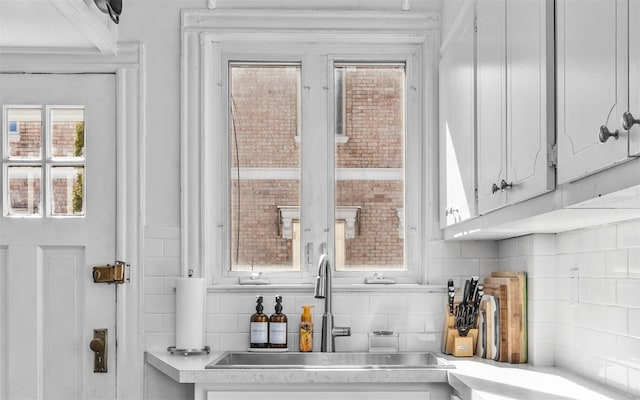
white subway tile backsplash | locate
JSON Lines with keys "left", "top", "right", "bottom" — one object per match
{"left": 332, "top": 294, "right": 369, "bottom": 314}
{"left": 617, "top": 280, "right": 640, "bottom": 308}
{"left": 498, "top": 237, "right": 519, "bottom": 258}
{"left": 405, "top": 293, "right": 444, "bottom": 315}
{"left": 144, "top": 294, "right": 175, "bottom": 314}
{"left": 577, "top": 252, "right": 606, "bottom": 278}
{"left": 579, "top": 278, "right": 616, "bottom": 305}
{"left": 460, "top": 240, "right": 498, "bottom": 258}
{"left": 443, "top": 257, "right": 480, "bottom": 277}
{"left": 428, "top": 240, "right": 461, "bottom": 258}
{"left": 594, "top": 224, "right": 618, "bottom": 251}
{"left": 527, "top": 299, "right": 556, "bottom": 322}
{"left": 584, "top": 354, "right": 607, "bottom": 384}
{"left": 605, "top": 360, "right": 629, "bottom": 393}
{"left": 629, "top": 368, "right": 640, "bottom": 397}
{"left": 529, "top": 234, "right": 556, "bottom": 255}
{"left": 527, "top": 255, "right": 556, "bottom": 277}
{"left": 144, "top": 314, "right": 164, "bottom": 332}
{"left": 605, "top": 249, "right": 628, "bottom": 278}
{"left": 577, "top": 228, "right": 597, "bottom": 253}
{"left": 528, "top": 341, "right": 554, "bottom": 367}
{"left": 617, "top": 219, "right": 640, "bottom": 249}
{"left": 604, "top": 307, "right": 628, "bottom": 336}
{"left": 350, "top": 314, "right": 387, "bottom": 333}
{"left": 629, "top": 247, "right": 640, "bottom": 278}
{"left": 528, "top": 277, "right": 557, "bottom": 300}
{"left": 557, "top": 231, "right": 578, "bottom": 254}
{"left": 616, "top": 336, "right": 640, "bottom": 369}
{"left": 528, "top": 321, "right": 554, "bottom": 343}
{"left": 370, "top": 295, "right": 406, "bottom": 314}
{"left": 630, "top": 309, "right": 640, "bottom": 338}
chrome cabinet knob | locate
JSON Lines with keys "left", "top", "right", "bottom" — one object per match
{"left": 500, "top": 180, "right": 513, "bottom": 191}
{"left": 491, "top": 183, "right": 500, "bottom": 194}
{"left": 599, "top": 125, "right": 619, "bottom": 143}
{"left": 622, "top": 111, "right": 640, "bottom": 131}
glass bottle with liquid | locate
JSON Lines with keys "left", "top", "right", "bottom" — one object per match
{"left": 268, "top": 295, "right": 288, "bottom": 349}
{"left": 250, "top": 296, "right": 268, "bottom": 348}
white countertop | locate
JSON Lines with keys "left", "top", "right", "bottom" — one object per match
{"left": 146, "top": 350, "right": 638, "bottom": 400}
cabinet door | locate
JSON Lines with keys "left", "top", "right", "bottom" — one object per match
{"left": 476, "top": 0, "right": 507, "bottom": 214}
{"left": 629, "top": 0, "right": 640, "bottom": 156}
{"left": 439, "top": 4, "right": 477, "bottom": 227}
{"left": 557, "top": 0, "right": 630, "bottom": 183}
{"left": 505, "top": 0, "right": 555, "bottom": 204}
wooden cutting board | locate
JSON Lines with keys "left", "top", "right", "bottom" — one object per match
{"left": 478, "top": 295, "right": 499, "bottom": 360}
{"left": 485, "top": 273, "right": 526, "bottom": 363}
{"left": 492, "top": 271, "right": 527, "bottom": 363}
{"left": 482, "top": 284, "right": 507, "bottom": 361}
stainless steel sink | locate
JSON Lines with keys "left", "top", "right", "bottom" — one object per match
{"left": 206, "top": 351, "right": 453, "bottom": 370}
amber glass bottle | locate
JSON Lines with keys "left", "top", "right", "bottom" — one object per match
{"left": 268, "top": 295, "right": 288, "bottom": 348}
{"left": 250, "top": 296, "right": 268, "bottom": 348}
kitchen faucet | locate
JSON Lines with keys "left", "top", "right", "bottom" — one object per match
{"left": 314, "top": 253, "right": 351, "bottom": 352}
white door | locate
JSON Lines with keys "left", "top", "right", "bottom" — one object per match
{"left": 0, "top": 74, "right": 117, "bottom": 399}
{"left": 629, "top": 0, "right": 640, "bottom": 156}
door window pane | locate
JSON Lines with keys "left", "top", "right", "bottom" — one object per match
{"left": 6, "top": 166, "right": 42, "bottom": 216}
{"left": 50, "top": 108, "right": 85, "bottom": 159}
{"left": 5, "top": 108, "right": 42, "bottom": 159}
{"left": 50, "top": 166, "right": 84, "bottom": 216}
{"left": 229, "top": 64, "right": 301, "bottom": 272}
{"left": 334, "top": 64, "right": 405, "bottom": 271}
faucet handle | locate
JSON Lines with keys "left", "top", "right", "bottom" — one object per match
{"left": 333, "top": 326, "right": 351, "bottom": 337}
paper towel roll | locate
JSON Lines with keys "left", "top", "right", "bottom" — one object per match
{"left": 175, "top": 277, "right": 205, "bottom": 350}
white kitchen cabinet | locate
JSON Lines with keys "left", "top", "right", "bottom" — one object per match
{"left": 198, "top": 383, "right": 452, "bottom": 400}
{"left": 476, "top": 0, "right": 555, "bottom": 214}
{"left": 556, "top": 0, "right": 639, "bottom": 183}
{"left": 439, "top": 1, "right": 477, "bottom": 227}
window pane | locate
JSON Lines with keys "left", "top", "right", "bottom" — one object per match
{"left": 50, "top": 108, "right": 85, "bottom": 159}
{"left": 334, "top": 64, "right": 405, "bottom": 271}
{"left": 6, "top": 166, "right": 42, "bottom": 216}
{"left": 50, "top": 166, "right": 84, "bottom": 216}
{"left": 6, "top": 108, "right": 42, "bottom": 159}
{"left": 229, "top": 64, "right": 301, "bottom": 272}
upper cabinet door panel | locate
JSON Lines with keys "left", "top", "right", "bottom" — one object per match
{"left": 505, "top": 0, "right": 555, "bottom": 204}
{"left": 557, "top": 0, "right": 630, "bottom": 183}
{"left": 629, "top": 0, "right": 640, "bottom": 156}
{"left": 476, "top": 0, "right": 507, "bottom": 214}
{"left": 439, "top": 3, "right": 477, "bottom": 227}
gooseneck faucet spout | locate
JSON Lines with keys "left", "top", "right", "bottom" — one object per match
{"left": 314, "top": 253, "right": 351, "bottom": 352}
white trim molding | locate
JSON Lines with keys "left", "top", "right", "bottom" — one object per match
{"left": 1, "top": 42, "right": 146, "bottom": 400}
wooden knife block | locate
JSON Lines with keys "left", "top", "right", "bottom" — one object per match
{"left": 443, "top": 310, "right": 478, "bottom": 356}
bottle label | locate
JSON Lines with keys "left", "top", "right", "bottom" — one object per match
{"left": 269, "top": 322, "right": 287, "bottom": 345}
{"left": 250, "top": 322, "right": 268, "bottom": 344}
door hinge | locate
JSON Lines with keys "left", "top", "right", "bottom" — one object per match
{"left": 93, "top": 261, "right": 129, "bottom": 284}
{"left": 548, "top": 143, "right": 558, "bottom": 168}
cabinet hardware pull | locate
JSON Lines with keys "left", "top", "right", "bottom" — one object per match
{"left": 598, "top": 125, "right": 619, "bottom": 143}
{"left": 622, "top": 112, "right": 640, "bottom": 131}
{"left": 500, "top": 180, "right": 513, "bottom": 191}
{"left": 491, "top": 183, "right": 500, "bottom": 194}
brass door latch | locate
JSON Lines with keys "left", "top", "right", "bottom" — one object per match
{"left": 92, "top": 261, "right": 128, "bottom": 284}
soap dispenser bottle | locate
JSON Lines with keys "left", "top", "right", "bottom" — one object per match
{"left": 299, "top": 305, "right": 314, "bottom": 352}
{"left": 268, "top": 295, "right": 288, "bottom": 348}
{"left": 250, "top": 296, "right": 268, "bottom": 348}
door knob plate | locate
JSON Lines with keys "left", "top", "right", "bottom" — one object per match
{"left": 90, "top": 329, "right": 108, "bottom": 373}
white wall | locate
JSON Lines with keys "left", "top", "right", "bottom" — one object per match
{"left": 498, "top": 219, "right": 640, "bottom": 398}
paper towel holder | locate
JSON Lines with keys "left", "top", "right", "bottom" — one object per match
{"left": 167, "top": 345, "right": 211, "bottom": 356}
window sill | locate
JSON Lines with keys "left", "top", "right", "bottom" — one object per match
{"left": 206, "top": 283, "right": 446, "bottom": 294}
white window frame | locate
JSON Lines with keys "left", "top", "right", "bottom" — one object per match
{"left": 181, "top": 8, "right": 439, "bottom": 286}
